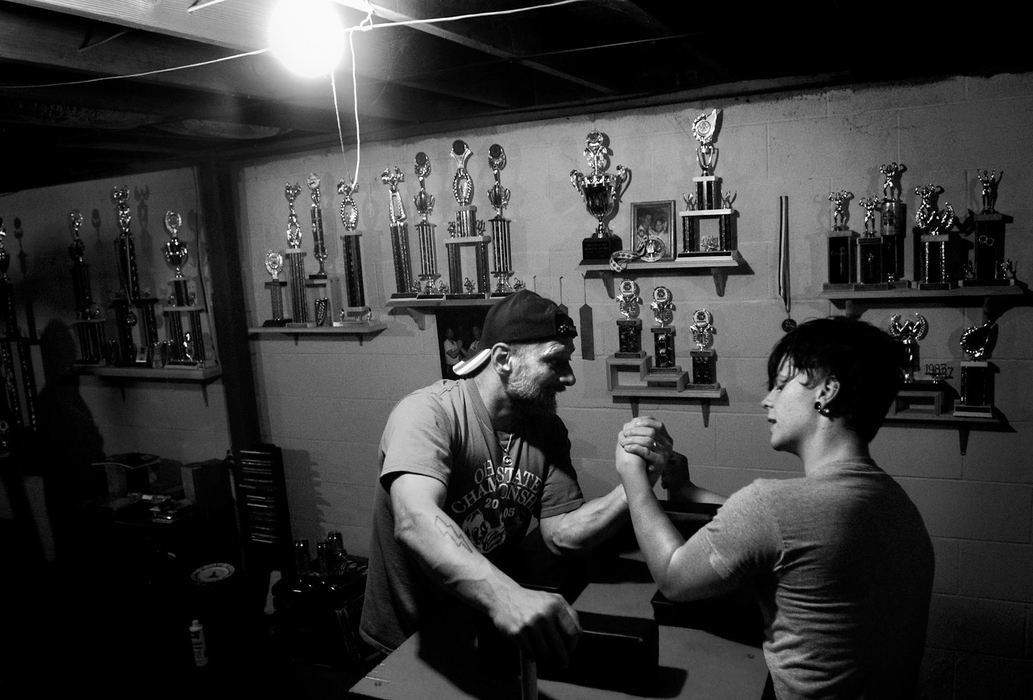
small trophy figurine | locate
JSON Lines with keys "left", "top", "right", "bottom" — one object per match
{"left": 263, "top": 250, "right": 289, "bottom": 326}
{"left": 888, "top": 313, "right": 929, "bottom": 383}
{"left": 689, "top": 309, "right": 719, "bottom": 388}
{"left": 570, "top": 131, "right": 629, "bottom": 263}
{"left": 615, "top": 279, "right": 645, "bottom": 359}
{"left": 953, "top": 319, "right": 998, "bottom": 417}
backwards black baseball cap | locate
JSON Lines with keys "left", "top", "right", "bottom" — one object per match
{"left": 453, "top": 289, "right": 577, "bottom": 376}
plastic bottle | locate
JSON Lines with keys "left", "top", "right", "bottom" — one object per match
{"left": 189, "top": 619, "right": 209, "bottom": 668}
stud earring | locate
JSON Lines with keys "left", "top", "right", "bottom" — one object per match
{"left": 814, "top": 401, "right": 831, "bottom": 417}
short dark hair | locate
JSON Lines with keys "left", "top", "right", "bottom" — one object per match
{"left": 767, "top": 317, "right": 906, "bottom": 442}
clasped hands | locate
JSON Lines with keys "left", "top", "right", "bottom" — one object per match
{"left": 616, "top": 415, "right": 687, "bottom": 488}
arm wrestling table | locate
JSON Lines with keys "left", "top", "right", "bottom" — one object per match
{"left": 348, "top": 548, "right": 768, "bottom": 699}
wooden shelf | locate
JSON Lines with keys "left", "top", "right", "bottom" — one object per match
{"left": 578, "top": 250, "right": 744, "bottom": 297}
{"left": 74, "top": 365, "right": 222, "bottom": 382}
{"left": 610, "top": 385, "right": 727, "bottom": 427}
{"left": 386, "top": 297, "right": 501, "bottom": 329}
{"left": 822, "top": 282, "right": 1030, "bottom": 319}
{"left": 883, "top": 409, "right": 1010, "bottom": 455}
{"left": 248, "top": 321, "right": 387, "bottom": 344}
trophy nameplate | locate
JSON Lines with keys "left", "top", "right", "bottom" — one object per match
{"left": 571, "top": 131, "right": 628, "bottom": 264}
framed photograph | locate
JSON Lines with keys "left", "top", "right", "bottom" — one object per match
{"left": 435, "top": 306, "right": 490, "bottom": 379}
{"left": 630, "top": 200, "right": 676, "bottom": 262}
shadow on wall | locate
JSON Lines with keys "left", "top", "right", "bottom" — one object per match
{"left": 32, "top": 319, "right": 105, "bottom": 566}
{"left": 280, "top": 447, "right": 318, "bottom": 541}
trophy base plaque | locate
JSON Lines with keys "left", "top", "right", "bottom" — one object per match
{"left": 915, "top": 281, "right": 953, "bottom": 291}
{"left": 892, "top": 380, "right": 953, "bottom": 415}
{"left": 581, "top": 235, "right": 624, "bottom": 264}
{"left": 646, "top": 370, "right": 689, "bottom": 390}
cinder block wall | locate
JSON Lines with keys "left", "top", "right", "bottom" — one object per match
{"left": 237, "top": 73, "right": 1033, "bottom": 697}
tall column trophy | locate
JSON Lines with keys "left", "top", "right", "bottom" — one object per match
{"left": 445, "top": 139, "right": 490, "bottom": 299}
{"left": 689, "top": 309, "right": 719, "bottom": 389}
{"left": 571, "top": 131, "right": 628, "bottom": 264}
{"left": 679, "top": 109, "right": 736, "bottom": 258}
{"left": 110, "top": 185, "right": 158, "bottom": 366}
{"left": 913, "top": 184, "right": 960, "bottom": 289}
{"left": 953, "top": 319, "right": 998, "bottom": 417}
{"left": 0, "top": 220, "right": 38, "bottom": 446}
{"left": 961, "top": 169, "right": 1012, "bottom": 286}
{"left": 615, "top": 279, "right": 645, "bottom": 359}
{"left": 823, "top": 190, "right": 857, "bottom": 290}
{"left": 68, "top": 209, "right": 106, "bottom": 364}
{"left": 878, "top": 162, "right": 907, "bottom": 285}
{"left": 412, "top": 152, "right": 443, "bottom": 297}
{"left": 487, "top": 143, "right": 518, "bottom": 296}
{"left": 304, "top": 174, "right": 333, "bottom": 326}
{"left": 263, "top": 250, "right": 290, "bottom": 326}
{"left": 854, "top": 195, "right": 887, "bottom": 289}
{"left": 283, "top": 182, "right": 311, "bottom": 325}
{"left": 336, "top": 178, "right": 371, "bottom": 322}
{"left": 161, "top": 210, "right": 207, "bottom": 365}
{"left": 381, "top": 166, "right": 417, "bottom": 298}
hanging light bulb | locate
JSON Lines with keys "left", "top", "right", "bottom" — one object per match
{"left": 268, "top": 0, "right": 346, "bottom": 78}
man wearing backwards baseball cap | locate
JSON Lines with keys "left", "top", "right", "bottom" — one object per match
{"left": 360, "top": 289, "right": 675, "bottom": 669}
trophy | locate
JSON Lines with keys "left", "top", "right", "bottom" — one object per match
{"left": 645, "top": 286, "right": 689, "bottom": 389}
{"left": 855, "top": 195, "right": 887, "bottom": 288}
{"left": 67, "top": 209, "right": 106, "bottom": 364}
{"left": 953, "top": 319, "right": 998, "bottom": 417}
{"left": 0, "top": 220, "right": 38, "bottom": 445}
{"left": 570, "top": 131, "right": 629, "bottom": 263}
{"left": 109, "top": 185, "right": 158, "bottom": 366}
{"left": 913, "top": 184, "right": 959, "bottom": 289}
{"left": 382, "top": 166, "right": 417, "bottom": 298}
{"left": 336, "top": 178, "right": 370, "bottom": 321}
{"left": 160, "top": 210, "right": 207, "bottom": 365}
{"left": 263, "top": 250, "right": 290, "bottom": 326}
{"left": 303, "top": 174, "right": 334, "bottom": 326}
{"left": 689, "top": 309, "right": 719, "bottom": 388}
{"left": 412, "top": 152, "right": 443, "bottom": 297}
{"left": 487, "top": 143, "right": 517, "bottom": 296}
{"left": 962, "top": 169, "right": 1012, "bottom": 286}
{"left": 679, "top": 109, "right": 736, "bottom": 258}
{"left": 283, "top": 182, "right": 311, "bottom": 324}
{"left": 878, "top": 162, "right": 907, "bottom": 284}
{"left": 823, "top": 190, "right": 857, "bottom": 289}
{"left": 615, "top": 279, "right": 645, "bottom": 358}
{"left": 445, "top": 140, "right": 490, "bottom": 298}
{"left": 888, "top": 313, "right": 929, "bottom": 383}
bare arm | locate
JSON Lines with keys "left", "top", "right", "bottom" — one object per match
{"left": 540, "top": 416, "right": 673, "bottom": 555}
{"left": 615, "top": 421, "right": 734, "bottom": 601}
{"left": 390, "top": 472, "right": 580, "bottom": 664}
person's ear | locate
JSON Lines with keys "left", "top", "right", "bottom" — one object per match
{"left": 816, "top": 375, "right": 840, "bottom": 406}
{"left": 491, "top": 343, "right": 512, "bottom": 375}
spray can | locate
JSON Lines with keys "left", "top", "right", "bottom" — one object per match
{"left": 189, "top": 618, "right": 209, "bottom": 668}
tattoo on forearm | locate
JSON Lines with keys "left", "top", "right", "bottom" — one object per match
{"left": 435, "top": 515, "right": 473, "bottom": 552}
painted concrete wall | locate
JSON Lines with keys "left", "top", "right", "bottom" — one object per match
{"left": 237, "top": 72, "right": 1033, "bottom": 697}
